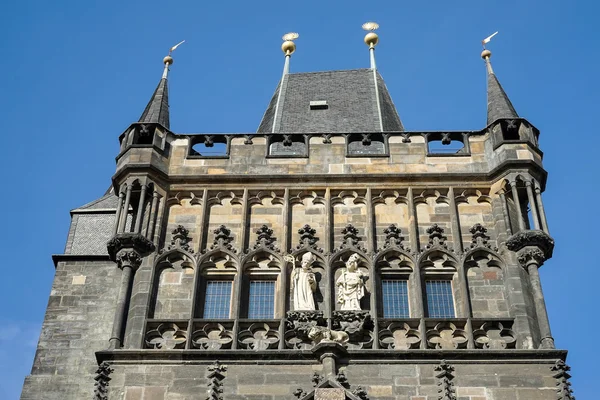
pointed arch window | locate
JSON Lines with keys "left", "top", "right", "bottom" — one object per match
{"left": 381, "top": 279, "right": 410, "bottom": 318}
{"left": 425, "top": 280, "right": 455, "bottom": 318}
{"left": 203, "top": 281, "right": 233, "bottom": 319}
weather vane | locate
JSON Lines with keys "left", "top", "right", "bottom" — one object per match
{"left": 481, "top": 31, "right": 498, "bottom": 49}
{"left": 362, "top": 22, "right": 379, "bottom": 31}
{"left": 282, "top": 32, "right": 299, "bottom": 42}
{"left": 169, "top": 40, "right": 185, "bottom": 55}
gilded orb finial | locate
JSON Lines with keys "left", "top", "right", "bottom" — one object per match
{"left": 481, "top": 49, "right": 492, "bottom": 60}
{"left": 362, "top": 22, "right": 379, "bottom": 49}
{"left": 282, "top": 32, "right": 299, "bottom": 56}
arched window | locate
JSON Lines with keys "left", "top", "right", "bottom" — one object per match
{"left": 195, "top": 253, "right": 237, "bottom": 319}
{"left": 241, "top": 252, "right": 282, "bottom": 319}
{"left": 375, "top": 250, "right": 413, "bottom": 318}
{"left": 420, "top": 251, "right": 458, "bottom": 318}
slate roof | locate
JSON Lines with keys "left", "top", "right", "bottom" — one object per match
{"left": 139, "top": 78, "right": 170, "bottom": 129}
{"left": 257, "top": 69, "right": 404, "bottom": 133}
{"left": 73, "top": 193, "right": 119, "bottom": 211}
{"left": 487, "top": 72, "right": 518, "bottom": 125}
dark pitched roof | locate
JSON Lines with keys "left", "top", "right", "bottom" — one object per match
{"left": 257, "top": 69, "right": 404, "bottom": 133}
{"left": 487, "top": 72, "right": 518, "bottom": 125}
{"left": 139, "top": 78, "right": 170, "bottom": 129}
{"left": 73, "top": 193, "right": 119, "bottom": 211}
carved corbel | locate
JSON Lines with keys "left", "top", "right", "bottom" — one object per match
{"left": 506, "top": 230, "right": 554, "bottom": 268}
{"left": 107, "top": 233, "right": 155, "bottom": 270}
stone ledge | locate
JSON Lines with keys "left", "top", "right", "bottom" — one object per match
{"left": 95, "top": 348, "right": 567, "bottom": 364}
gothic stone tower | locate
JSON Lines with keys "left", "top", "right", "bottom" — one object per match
{"left": 21, "top": 32, "right": 574, "bottom": 400}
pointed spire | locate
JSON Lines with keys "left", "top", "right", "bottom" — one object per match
{"left": 482, "top": 49, "right": 519, "bottom": 126}
{"left": 138, "top": 41, "right": 184, "bottom": 130}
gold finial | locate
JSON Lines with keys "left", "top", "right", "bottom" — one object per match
{"left": 281, "top": 32, "right": 299, "bottom": 56}
{"left": 481, "top": 49, "right": 491, "bottom": 60}
{"left": 164, "top": 40, "right": 185, "bottom": 65}
{"left": 362, "top": 22, "right": 379, "bottom": 49}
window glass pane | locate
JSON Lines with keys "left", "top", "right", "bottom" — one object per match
{"left": 203, "top": 281, "right": 232, "bottom": 319}
{"left": 426, "top": 280, "right": 455, "bottom": 318}
{"left": 248, "top": 281, "right": 275, "bottom": 319}
{"left": 382, "top": 280, "right": 410, "bottom": 318}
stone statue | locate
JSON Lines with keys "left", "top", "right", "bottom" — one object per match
{"left": 307, "top": 326, "right": 349, "bottom": 345}
{"left": 291, "top": 252, "right": 317, "bottom": 311}
{"left": 336, "top": 253, "right": 366, "bottom": 311}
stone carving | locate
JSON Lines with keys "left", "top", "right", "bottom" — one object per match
{"left": 336, "top": 224, "right": 367, "bottom": 252}
{"left": 435, "top": 360, "right": 456, "bottom": 400}
{"left": 335, "top": 371, "right": 350, "bottom": 387}
{"left": 93, "top": 361, "right": 113, "bottom": 400}
{"left": 238, "top": 323, "right": 279, "bottom": 350}
{"left": 307, "top": 326, "right": 349, "bottom": 345}
{"left": 191, "top": 323, "right": 234, "bottom": 350}
{"left": 426, "top": 322, "right": 468, "bottom": 350}
{"left": 336, "top": 254, "right": 367, "bottom": 311}
{"left": 332, "top": 311, "right": 373, "bottom": 349}
{"left": 426, "top": 224, "right": 448, "bottom": 250}
{"left": 469, "top": 223, "right": 492, "bottom": 249}
{"left": 297, "top": 224, "right": 321, "bottom": 251}
{"left": 352, "top": 386, "right": 369, "bottom": 400}
{"left": 252, "top": 224, "right": 279, "bottom": 251}
{"left": 285, "top": 311, "right": 326, "bottom": 349}
{"left": 506, "top": 230, "right": 554, "bottom": 259}
{"left": 379, "top": 322, "right": 421, "bottom": 350}
{"left": 473, "top": 321, "right": 516, "bottom": 350}
{"left": 383, "top": 224, "right": 404, "bottom": 249}
{"left": 244, "top": 134, "right": 253, "bottom": 145}
{"left": 517, "top": 248, "right": 546, "bottom": 267}
{"left": 551, "top": 360, "right": 575, "bottom": 400}
{"left": 322, "top": 134, "right": 332, "bottom": 144}
{"left": 145, "top": 322, "right": 187, "bottom": 349}
{"left": 107, "top": 233, "right": 155, "bottom": 269}
{"left": 293, "top": 388, "right": 307, "bottom": 399}
{"left": 210, "top": 225, "right": 236, "bottom": 252}
{"left": 160, "top": 225, "right": 194, "bottom": 254}
{"left": 312, "top": 372, "right": 325, "bottom": 387}
{"left": 291, "top": 252, "right": 318, "bottom": 311}
{"left": 206, "top": 361, "right": 227, "bottom": 400}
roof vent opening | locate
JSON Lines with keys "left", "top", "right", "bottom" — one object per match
{"left": 310, "top": 100, "right": 328, "bottom": 110}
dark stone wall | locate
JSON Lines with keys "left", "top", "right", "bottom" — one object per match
{"left": 20, "top": 260, "right": 118, "bottom": 399}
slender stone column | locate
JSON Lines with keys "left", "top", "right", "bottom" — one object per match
{"left": 106, "top": 233, "right": 155, "bottom": 349}
{"left": 525, "top": 182, "right": 541, "bottom": 230}
{"left": 112, "top": 190, "right": 125, "bottom": 235}
{"left": 499, "top": 190, "right": 513, "bottom": 236}
{"left": 522, "top": 250, "right": 554, "bottom": 349}
{"left": 134, "top": 184, "right": 148, "bottom": 233}
{"left": 324, "top": 188, "right": 332, "bottom": 254}
{"left": 232, "top": 189, "right": 249, "bottom": 349}
{"left": 118, "top": 184, "right": 133, "bottom": 233}
{"left": 198, "top": 188, "right": 210, "bottom": 250}
{"left": 448, "top": 187, "right": 463, "bottom": 254}
{"left": 278, "top": 256, "right": 291, "bottom": 350}
{"left": 507, "top": 230, "right": 555, "bottom": 349}
{"left": 535, "top": 187, "right": 550, "bottom": 233}
{"left": 282, "top": 189, "right": 291, "bottom": 253}
{"left": 510, "top": 182, "right": 526, "bottom": 232}
{"left": 146, "top": 190, "right": 159, "bottom": 240}
{"left": 406, "top": 188, "right": 419, "bottom": 253}
{"left": 366, "top": 188, "right": 375, "bottom": 253}
{"left": 152, "top": 196, "right": 165, "bottom": 245}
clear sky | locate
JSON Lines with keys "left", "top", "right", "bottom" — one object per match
{"left": 0, "top": 0, "right": 597, "bottom": 398}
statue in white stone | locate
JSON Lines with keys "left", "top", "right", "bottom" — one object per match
{"left": 291, "top": 252, "right": 317, "bottom": 311}
{"left": 336, "top": 253, "right": 366, "bottom": 311}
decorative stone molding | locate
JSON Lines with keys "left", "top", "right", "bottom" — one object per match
{"left": 336, "top": 224, "right": 367, "bottom": 253}
{"left": 107, "top": 233, "right": 155, "bottom": 269}
{"left": 551, "top": 360, "right": 575, "bottom": 400}
{"left": 473, "top": 321, "right": 516, "bottom": 349}
{"left": 210, "top": 225, "right": 236, "bottom": 252}
{"left": 192, "top": 323, "right": 234, "bottom": 350}
{"left": 332, "top": 311, "right": 373, "bottom": 349}
{"left": 312, "top": 372, "right": 325, "bottom": 387}
{"left": 297, "top": 224, "right": 323, "bottom": 252}
{"left": 252, "top": 224, "right": 279, "bottom": 252}
{"left": 426, "top": 322, "right": 468, "bottom": 350}
{"left": 425, "top": 224, "right": 448, "bottom": 251}
{"left": 382, "top": 224, "right": 404, "bottom": 250}
{"left": 145, "top": 322, "right": 187, "bottom": 349}
{"left": 206, "top": 361, "right": 227, "bottom": 400}
{"left": 238, "top": 322, "right": 280, "bottom": 350}
{"left": 378, "top": 321, "right": 421, "bottom": 350}
{"left": 285, "top": 311, "right": 326, "bottom": 349}
{"left": 159, "top": 225, "right": 194, "bottom": 254}
{"left": 434, "top": 360, "right": 456, "bottom": 400}
{"left": 469, "top": 223, "right": 493, "bottom": 249}
{"left": 93, "top": 361, "right": 113, "bottom": 400}
{"left": 506, "top": 230, "right": 554, "bottom": 266}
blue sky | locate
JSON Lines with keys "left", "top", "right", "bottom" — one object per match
{"left": 0, "top": 0, "right": 597, "bottom": 398}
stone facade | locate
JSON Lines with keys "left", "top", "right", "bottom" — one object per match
{"left": 21, "top": 53, "right": 571, "bottom": 399}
